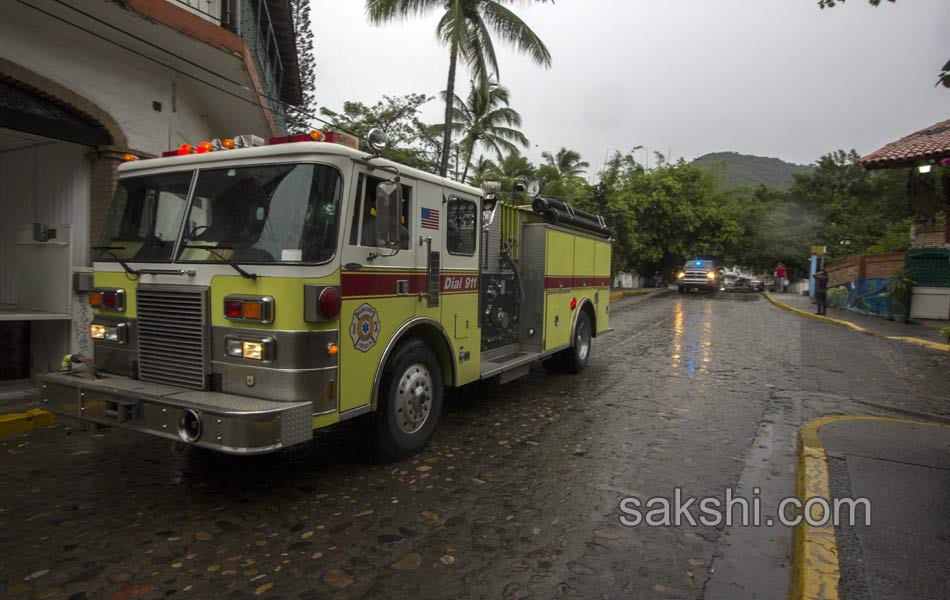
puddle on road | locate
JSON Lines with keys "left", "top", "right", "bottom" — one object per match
{"left": 670, "top": 298, "right": 716, "bottom": 376}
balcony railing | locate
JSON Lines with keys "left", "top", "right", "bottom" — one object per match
{"left": 171, "top": 0, "right": 226, "bottom": 25}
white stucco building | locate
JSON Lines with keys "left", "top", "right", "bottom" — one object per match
{"left": 0, "top": 0, "right": 302, "bottom": 384}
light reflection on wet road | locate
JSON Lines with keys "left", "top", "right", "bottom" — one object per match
{"left": 2, "top": 291, "right": 947, "bottom": 600}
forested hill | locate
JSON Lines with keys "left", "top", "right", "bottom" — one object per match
{"left": 691, "top": 152, "right": 813, "bottom": 191}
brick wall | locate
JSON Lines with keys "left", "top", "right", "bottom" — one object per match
{"left": 89, "top": 147, "right": 126, "bottom": 258}
{"left": 864, "top": 252, "right": 907, "bottom": 279}
{"left": 826, "top": 252, "right": 907, "bottom": 286}
{"left": 911, "top": 224, "right": 948, "bottom": 249}
{"left": 826, "top": 256, "right": 861, "bottom": 287}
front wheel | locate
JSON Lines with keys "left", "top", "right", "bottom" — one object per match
{"left": 375, "top": 339, "right": 444, "bottom": 461}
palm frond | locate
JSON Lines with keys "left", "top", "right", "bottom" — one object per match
{"left": 366, "top": 0, "right": 442, "bottom": 25}
{"left": 478, "top": 1, "right": 552, "bottom": 68}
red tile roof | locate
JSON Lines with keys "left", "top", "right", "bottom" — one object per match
{"left": 860, "top": 118, "right": 950, "bottom": 169}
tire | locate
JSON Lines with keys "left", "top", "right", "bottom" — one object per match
{"left": 547, "top": 310, "right": 593, "bottom": 374}
{"left": 375, "top": 339, "right": 444, "bottom": 461}
{"left": 565, "top": 310, "right": 593, "bottom": 373}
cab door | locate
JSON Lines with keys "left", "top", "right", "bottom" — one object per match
{"left": 439, "top": 191, "right": 481, "bottom": 386}
{"left": 338, "top": 166, "right": 418, "bottom": 412}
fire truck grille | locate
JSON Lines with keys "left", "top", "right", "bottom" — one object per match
{"left": 136, "top": 287, "right": 209, "bottom": 390}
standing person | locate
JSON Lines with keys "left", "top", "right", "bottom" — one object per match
{"left": 652, "top": 270, "right": 662, "bottom": 288}
{"left": 813, "top": 269, "right": 830, "bottom": 315}
{"left": 775, "top": 263, "right": 788, "bottom": 293}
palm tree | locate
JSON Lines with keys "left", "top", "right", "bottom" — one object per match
{"left": 434, "top": 80, "right": 529, "bottom": 183}
{"left": 366, "top": 0, "right": 552, "bottom": 177}
{"left": 542, "top": 147, "right": 590, "bottom": 181}
{"left": 490, "top": 150, "right": 536, "bottom": 203}
{"left": 468, "top": 155, "right": 499, "bottom": 187}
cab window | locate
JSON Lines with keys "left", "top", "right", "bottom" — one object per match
{"left": 446, "top": 196, "right": 477, "bottom": 255}
{"left": 349, "top": 174, "right": 411, "bottom": 249}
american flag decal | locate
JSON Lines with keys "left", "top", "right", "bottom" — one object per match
{"left": 421, "top": 207, "right": 440, "bottom": 230}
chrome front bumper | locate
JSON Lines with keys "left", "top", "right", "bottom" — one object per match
{"left": 39, "top": 371, "right": 314, "bottom": 454}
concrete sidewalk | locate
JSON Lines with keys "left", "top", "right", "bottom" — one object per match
{"left": 765, "top": 292, "right": 949, "bottom": 351}
{"left": 792, "top": 417, "right": 950, "bottom": 600}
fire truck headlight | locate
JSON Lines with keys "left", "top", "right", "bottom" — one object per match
{"left": 90, "top": 322, "right": 127, "bottom": 343}
{"left": 706, "top": 271, "right": 717, "bottom": 280}
{"left": 676, "top": 272, "right": 685, "bottom": 279}
{"left": 225, "top": 336, "right": 274, "bottom": 361}
{"left": 243, "top": 341, "right": 264, "bottom": 360}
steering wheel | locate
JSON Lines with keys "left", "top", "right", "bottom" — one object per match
{"left": 185, "top": 225, "right": 209, "bottom": 242}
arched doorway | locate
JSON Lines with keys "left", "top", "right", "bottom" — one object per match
{"left": 0, "top": 73, "right": 126, "bottom": 384}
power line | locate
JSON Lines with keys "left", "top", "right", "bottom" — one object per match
{"left": 48, "top": 0, "right": 258, "bottom": 97}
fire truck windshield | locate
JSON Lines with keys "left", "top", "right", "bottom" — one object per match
{"left": 96, "top": 163, "right": 343, "bottom": 265}
{"left": 96, "top": 171, "right": 194, "bottom": 262}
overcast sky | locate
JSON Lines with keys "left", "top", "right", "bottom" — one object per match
{"left": 311, "top": 0, "right": 949, "bottom": 173}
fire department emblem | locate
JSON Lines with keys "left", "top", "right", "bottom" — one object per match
{"left": 349, "top": 303, "right": 380, "bottom": 352}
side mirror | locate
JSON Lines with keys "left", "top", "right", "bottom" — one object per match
{"left": 375, "top": 180, "right": 402, "bottom": 246}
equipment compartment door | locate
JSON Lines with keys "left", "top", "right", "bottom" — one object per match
{"left": 594, "top": 240, "right": 611, "bottom": 333}
{"left": 544, "top": 291, "right": 572, "bottom": 351}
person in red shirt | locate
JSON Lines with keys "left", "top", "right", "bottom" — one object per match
{"left": 774, "top": 263, "right": 788, "bottom": 293}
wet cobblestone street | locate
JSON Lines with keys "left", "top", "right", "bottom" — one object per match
{"left": 2, "top": 292, "right": 948, "bottom": 600}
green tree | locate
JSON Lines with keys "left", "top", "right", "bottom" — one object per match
{"left": 285, "top": 0, "right": 318, "bottom": 131}
{"left": 788, "top": 150, "right": 913, "bottom": 261}
{"left": 432, "top": 80, "right": 529, "bottom": 183}
{"left": 467, "top": 155, "right": 500, "bottom": 187}
{"left": 489, "top": 150, "right": 537, "bottom": 203}
{"left": 542, "top": 147, "right": 590, "bottom": 180}
{"left": 538, "top": 147, "right": 590, "bottom": 200}
{"left": 366, "top": 0, "right": 552, "bottom": 177}
{"left": 319, "top": 93, "right": 440, "bottom": 172}
{"left": 577, "top": 150, "right": 747, "bottom": 275}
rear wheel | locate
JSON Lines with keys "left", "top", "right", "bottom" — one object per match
{"left": 375, "top": 339, "right": 443, "bottom": 461}
{"left": 546, "top": 311, "right": 593, "bottom": 373}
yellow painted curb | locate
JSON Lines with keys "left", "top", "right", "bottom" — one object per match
{"left": 608, "top": 288, "right": 664, "bottom": 302}
{"left": 0, "top": 408, "right": 56, "bottom": 439}
{"left": 789, "top": 416, "right": 950, "bottom": 600}
{"left": 764, "top": 293, "right": 949, "bottom": 353}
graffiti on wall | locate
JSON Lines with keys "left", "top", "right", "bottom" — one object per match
{"left": 825, "top": 278, "right": 907, "bottom": 317}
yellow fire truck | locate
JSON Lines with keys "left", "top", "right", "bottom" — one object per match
{"left": 40, "top": 129, "right": 611, "bottom": 457}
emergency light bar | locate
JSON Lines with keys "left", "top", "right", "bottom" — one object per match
{"left": 160, "top": 129, "right": 357, "bottom": 158}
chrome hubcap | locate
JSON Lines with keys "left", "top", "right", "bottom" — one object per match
{"left": 576, "top": 321, "right": 590, "bottom": 362}
{"left": 395, "top": 363, "right": 433, "bottom": 434}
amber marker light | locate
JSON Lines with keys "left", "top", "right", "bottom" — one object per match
{"left": 242, "top": 301, "right": 264, "bottom": 320}
{"left": 309, "top": 129, "right": 325, "bottom": 141}
{"left": 221, "top": 138, "right": 235, "bottom": 149}
{"left": 122, "top": 154, "right": 138, "bottom": 162}
{"left": 327, "top": 343, "right": 339, "bottom": 357}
